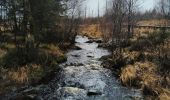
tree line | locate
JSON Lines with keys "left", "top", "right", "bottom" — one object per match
{"left": 101, "top": 0, "right": 170, "bottom": 49}
{"left": 0, "top": 0, "right": 84, "bottom": 48}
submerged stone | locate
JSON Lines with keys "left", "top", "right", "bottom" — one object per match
{"left": 87, "top": 90, "right": 102, "bottom": 96}
{"left": 85, "top": 40, "right": 93, "bottom": 43}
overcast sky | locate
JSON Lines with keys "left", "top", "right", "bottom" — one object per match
{"left": 84, "top": 0, "right": 157, "bottom": 17}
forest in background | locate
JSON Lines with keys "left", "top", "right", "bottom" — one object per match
{"left": 0, "top": 0, "right": 170, "bottom": 99}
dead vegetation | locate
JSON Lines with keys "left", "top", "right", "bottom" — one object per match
{"left": 79, "top": 24, "right": 102, "bottom": 38}
{"left": 98, "top": 18, "right": 170, "bottom": 99}
{"left": 119, "top": 30, "right": 170, "bottom": 99}
{"left": 137, "top": 19, "right": 170, "bottom": 26}
{"left": 120, "top": 61, "right": 170, "bottom": 99}
{"left": 0, "top": 44, "right": 66, "bottom": 95}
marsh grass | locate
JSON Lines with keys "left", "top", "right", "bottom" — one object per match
{"left": 0, "top": 44, "right": 67, "bottom": 94}
{"left": 110, "top": 22, "right": 170, "bottom": 99}
{"left": 79, "top": 24, "right": 102, "bottom": 38}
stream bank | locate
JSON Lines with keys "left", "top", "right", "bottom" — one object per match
{"left": 1, "top": 35, "right": 143, "bottom": 100}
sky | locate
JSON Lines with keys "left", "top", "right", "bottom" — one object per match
{"left": 84, "top": 0, "right": 157, "bottom": 17}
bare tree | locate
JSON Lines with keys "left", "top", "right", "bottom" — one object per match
{"left": 62, "top": 0, "right": 85, "bottom": 43}
{"left": 159, "top": 0, "right": 170, "bottom": 19}
{"left": 112, "top": 0, "right": 126, "bottom": 58}
{"left": 126, "top": 0, "right": 139, "bottom": 37}
{"left": 157, "top": 0, "right": 170, "bottom": 67}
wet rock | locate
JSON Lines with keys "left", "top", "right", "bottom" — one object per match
{"left": 11, "top": 87, "right": 18, "bottom": 92}
{"left": 59, "top": 87, "right": 87, "bottom": 99}
{"left": 0, "top": 76, "right": 3, "bottom": 81}
{"left": 75, "top": 63, "right": 84, "bottom": 66}
{"left": 98, "top": 40, "right": 112, "bottom": 48}
{"left": 69, "top": 63, "right": 73, "bottom": 66}
{"left": 85, "top": 40, "right": 93, "bottom": 43}
{"left": 68, "top": 63, "right": 84, "bottom": 66}
{"left": 69, "top": 63, "right": 79, "bottom": 66}
{"left": 87, "top": 55, "right": 94, "bottom": 58}
{"left": 90, "top": 64, "right": 100, "bottom": 70}
{"left": 11, "top": 86, "right": 45, "bottom": 100}
{"left": 123, "top": 95, "right": 143, "bottom": 100}
{"left": 34, "top": 96, "right": 44, "bottom": 100}
{"left": 16, "top": 86, "right": 30, "bottom": 93}
{"left": 91, "top": 64, "right": 100, "bottom": 67}
{"left": 99, "top": 55, "right": 111, "bottom": 61}
{"left": 62, "top": 81, "right": 85, "bottom": 89}
{"left": 22, "top": 85, "right": 45, "bottom": 95}
{"left": 12, "top": 95, "right": 43, "bottom": 100}
{"left": 72, "top": 46, "right": 82, "bottom": 50}
{"left": 95, "top": 39, "right": 103, "bottom": 43}
{"left": 37, "top": 70, "right": 60, "bottom": 85}
{"left": 87, "top": 90, "right": 102, "bottom": 96}
{"left": 77, "top": 63, "right": 84, "bottom": 66}
{"left": 62, "top": 87, "right": 86, "bottom": 94}
{"left": 22, "top": 88, "right": 39, "bottom": 95}
{"left": 0, "top": 75, "right": 6, "bottom": 80}
{"left": 12, "top": 95, "right": 35, "bottom": 100}
{"left": 72, "top": 54, "right": 80, "bottom": 57}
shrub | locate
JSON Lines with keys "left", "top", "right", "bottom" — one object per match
{"left": 130, "top": 31, "right": 170, "bottom": 51}
{"left": 0, "top": 47, "right": 66, "bottom": 68}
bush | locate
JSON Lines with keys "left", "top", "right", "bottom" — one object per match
{"left": 130, "top": 37, "right": 153, "bottom": 51}
{"left": 148, "top": 31, "right": 170, "bottom": 45}
{"left": 0, "top": 47, "right": 66, "bottom": 68}
{"left": 1, "top": 48, "right": 38, "bottom": 68}
{"left": 130, "top": 31, "right": 170, "bottom": 51}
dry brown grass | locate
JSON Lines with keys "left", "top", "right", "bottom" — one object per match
{"left": 7, "top": 67, "right": 29, "bottom": 83}
{"left": 117, "top": 19, "right": 170, "bottom": 99}
{"left": 133, "top": 28, "right": 157, "bottom": 39}
{"left": 0, "top": 44, "right": 63, "bottom": 83}
{"left": 0, "top": 49, "right": 6, "bottom": 58}
{"left": 0, "top": 43, "right": 65, "bottom": 95}
{"left": 41, "top": 44, "right": 64, "bottom": 57}
{"left": 120, "top": 61, "right": 170, "bottom": 98}
{"left": 135, "top": 62, "right": 157, "bottom": 73}
{"left": 120, "top": 61, "right": 158, "bottom": 87}
{"left": 159, "top": 88, "right": 170, "bottom": 100}
{"left": 79, "top": 24, "right": 102, "bottom": 38}
{"left": 122, "top": 50, "right": 140, "bottom": 61}
{"left": 2, "top": 64, "right": 42, "bottom": 84}
{"left": 79, "top": 19, "right": 169, "bottom": 40}
{"left": 120, "top": 65, "right": 137, "bottom": 86}
{"left": 132, "top": 19, "right": 170, "bottom": 41}
{"left": 0, "top": 64, "right": 46, "bottom": 95}
{"left": 137, "top": 19, "right": 170, "bottom": 26}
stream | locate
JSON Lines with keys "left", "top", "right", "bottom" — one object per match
{"left": 1, "top": 35, "right": 143, "bottom": 100}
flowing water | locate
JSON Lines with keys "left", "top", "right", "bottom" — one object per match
{"left": 1, "top": 35, "right": 143, "bottom": 100}
{"left": 40, "top": 35, "right": 143, "bottom": 100}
